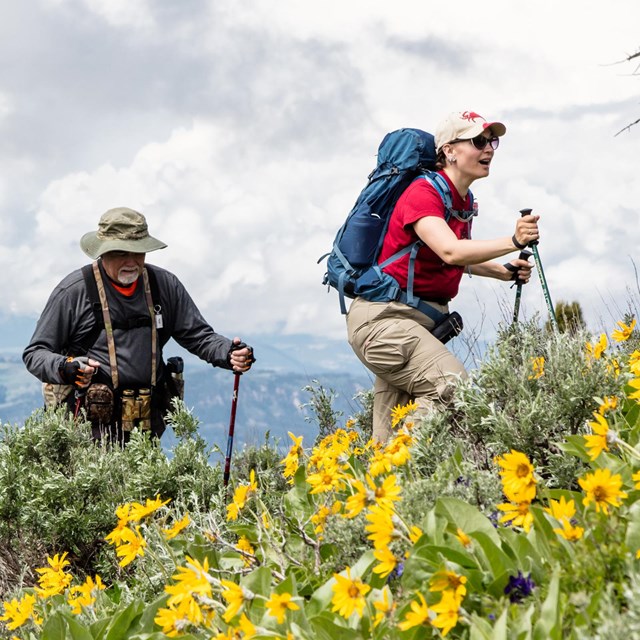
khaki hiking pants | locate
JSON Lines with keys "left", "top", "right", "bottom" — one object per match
{"left": 346, "top": 297, "right": 468, "bottom": 443}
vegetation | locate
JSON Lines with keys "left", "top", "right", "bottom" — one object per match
{"left": 0, "top": 315, "right": 639, "bottom": 639}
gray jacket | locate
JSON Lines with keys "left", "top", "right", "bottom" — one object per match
{"left": 23, "top": 261, "right": 233, "bottom": 389}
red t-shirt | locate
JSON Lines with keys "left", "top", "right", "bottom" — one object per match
{"left": 378, "top": 171, "right": 473, "bottom": 300}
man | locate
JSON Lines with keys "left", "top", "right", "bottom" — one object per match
{"left": 23, "top": 207, "right": 255, "bottom": 441}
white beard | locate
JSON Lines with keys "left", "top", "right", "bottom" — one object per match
{"left": 117, "top": 269, "right": 140, "bottom": 286}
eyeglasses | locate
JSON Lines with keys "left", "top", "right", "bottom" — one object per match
{"left": 451, "top": 135, "right": 500, "bottom": 151}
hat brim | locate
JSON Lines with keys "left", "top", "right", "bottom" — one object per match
{"left": 80, "top": 232, "right": 168, "bottom": 259}
{"left": 457, "top": 120, "right": 507, "bottom": 141}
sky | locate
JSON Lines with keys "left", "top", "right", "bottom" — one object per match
{"left": 1, "top": 0, "right": 639, "bottom": 349}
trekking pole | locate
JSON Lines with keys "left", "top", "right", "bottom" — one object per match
{"left": 519, "top": 208, "right": 558, "bottom": 331}
{"left": 223, "top": 372, "right": 241, "bottom": 487}
{"left": 511, "top": 248, "right": 533, "bottom": 324}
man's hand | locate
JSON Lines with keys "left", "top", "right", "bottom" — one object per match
{"left": 60, "top": 356, "right": 100, "bottom": 388}
{"left": 228, "top": 338, "right": 256, "bottom": 374}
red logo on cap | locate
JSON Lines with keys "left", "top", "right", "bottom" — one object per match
{"left": 460, "top": 111, "right": 484, "bottom": 123}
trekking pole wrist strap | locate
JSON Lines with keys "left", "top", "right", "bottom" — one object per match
{"left": 512, "top": 234, "right": 527, "bottom": 250}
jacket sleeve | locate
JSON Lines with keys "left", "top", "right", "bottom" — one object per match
{"left": 22, "top": 271, "right": 96, "bottom": 383}
{"left": 155, "top": 267, "right": 234, "bottom": 369}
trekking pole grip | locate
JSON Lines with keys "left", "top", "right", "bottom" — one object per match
{"left": 519, "top": 208, "right": 538, "bottom": 247}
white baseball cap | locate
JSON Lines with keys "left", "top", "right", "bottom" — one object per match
{"left": 435, "top": 111, "right": 506, "bottom": 152}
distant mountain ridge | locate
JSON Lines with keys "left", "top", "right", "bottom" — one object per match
{"left": 0, "top": 318, "right": 373, "bottom": 451}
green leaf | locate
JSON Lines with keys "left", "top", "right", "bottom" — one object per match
{"left": 469, "top": 608, "right": 507, "bottom": 640}
{"left": 105, "top": 601, "right": 143, "bottom": 640}
{"left": 625, "top": 498, "right": 640, "bottom": 552}
{"left": 40, "top": 613, "right": 68, "bottom": 640}
{"left": 242, "top": 565, "right": 273, "bottom": 597}
{"left": 135, "top": 593, "right": 168, "bottom": 636}
{"left": 90, "top": 616, "right": 112, "bottom": 640}
{"left": 558, "top": 435, "right": 590, "bottom": 463}
{"left": 472, "top": 531, "right": 516, "bottom": 578}
{"left": 308, "top": 612, "right": 351, "bottom": 640}
{"left": 435, "top": 497, "right": 502, "bottom": 545}
{"left": 63, "top": 615, "right": 94, "bottom": 640}
{"left": 533, "top": 566, "right": 561, "bottom": 640}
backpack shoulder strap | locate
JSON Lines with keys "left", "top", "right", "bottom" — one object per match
{"left": 144, "top": 264, "right": 168, "bottom": 344}
{"left": 78, "top": 262, "right": 166, "bottom": 353}
{"left": 78, "top": 263, "right": 104, "bottom": 353}
{"left": 420, "top": 171, "right": 476, "bottom": 222}
{"left": 145, "top": 264, "right": 161, "bottom": 306}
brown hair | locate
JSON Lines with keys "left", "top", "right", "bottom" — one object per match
{"left": 434, "top": 149, "right": 447, "bottom": 171}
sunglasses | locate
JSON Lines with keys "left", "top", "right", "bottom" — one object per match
{"left": 451, "top": 135, "right": 500, "bottom": 151}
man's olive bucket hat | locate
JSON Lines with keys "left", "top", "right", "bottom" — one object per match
{"left": 80, "top": 207, "right": 168, "bottom": 259}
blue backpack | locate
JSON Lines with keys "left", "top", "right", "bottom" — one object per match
{"left": 320, "top": 128, "right": 476, "bottom": 320}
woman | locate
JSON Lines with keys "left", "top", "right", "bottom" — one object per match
{"left": 346, "top": 110, "right": 538, "bottom": 442}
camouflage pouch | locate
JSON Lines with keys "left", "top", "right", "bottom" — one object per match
{"left": 85, "top": 383, "right": 114, "bottom": 425}
{"left": 43, "top": 382, "right": 74, "bottom": 408}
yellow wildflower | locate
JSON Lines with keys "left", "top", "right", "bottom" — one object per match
{"left": 162, "top": 513, "right": 190, "bottom": 541}
{"left": 431, "top": 590, "right": 462, "bottom": 637}
{"left": 584, "top": 412, "right": 613, "bottom": 460}
{"left": 372, "top": 546, "right": 397, "bottom": 578}
{"left": 398, "top": 592, "right": 430, "bottom": 631}
{"left": 612, "top": 318, "right": 636, "bottom": 342}
{"left": 368, "top": 448, "right": 392, "bottom": 477}
{"left": 237, "top": 612, "right": 256, "bottom": 637}
{"left": 226, "top": 470, "right": 258, "bottom": 521}
{"left": 34, "top": 552, "right": 73, "bottom": 598}
{"left": 630, "top": 351, "right": 640, "bottom": 376}
{"left": 409, "top": 525, "right": 423, "bottom": 544}
{"left": 455, "top": 528, "right": 472, "bottom": 548}
{"left": 265, "top": 592, "right": 300, "bottom": 624}
{"left": 128, "top": 495, "right": 171, "bottom": 522}
{"left": 155, "top": 595, "right": 209, "bottom": 637}
{"left": 629, "top": 378, "right": 640, "bottom": 402}
{"left": 280, "top": 432, "right": 304, "bottom": 480}
{"left": 0, "top": 593, "right": 42, "bottom": 630}
{"left": 365, "top": 504, "right": 396, "bottom": 549}
{"left": 391, "top": 401, "right": 418, "bottom": 428}
{"left": 311, "top": 502, "right": 341, "bottom": 537}
{"left": 306, "top": 462, "right": 347, "bottom": 494}
{"left": 528, "top": 356, "right": 545, "bottom": 380}
{"left": 555, "top": 520, "right": 585, "bottom": 541}
{"left": 372, "top": 586, "right": 394, "bottom": 627}
{"left": 220, "top": 580, "right": 248, "bottom": 623}
{"left": 545, "top": 496, "right": 575, "bottom": 521}
{"left": 331, "top": 567, "right": 370, "bottom": 618}
{"left": 429, "top": 570, "right": 467, "bottom": 599}
{"left": 67, "top": 575, "right": 105, "bottom": 615}
{"left": 344, "top": 479, "right": 368, "bottom": 518}
{"left": 165, "top": 556, "right": 212, "bottom": 606}
{"left": 494, "top": 450, "right": 537, "bottom": 502}
{"left": 384, "top": 432, "right": 413, "bottom": 467}
{"left": 598, "top": 396, "right": 618, "bottom": 415}
{"left": 579, "top": 467, "right": 628, "bottom": 515}
{"left": 114, "top": 526, "right": 147, "bottom": 568}
{"left": 236, "top": 536, "right": 255, "bottom": 568}
{"left": 585, "top": 333, "right": 608, "bottom": 360}
{"left": 105, "top": 503, "right": 133, "bottom": 545}
{"left": 497, "top": 500, "right": 533, "bottom": 532}
{"left": 607, "top": 358, "right": 621, "bottom": 378}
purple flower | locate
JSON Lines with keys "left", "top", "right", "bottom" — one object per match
{"left": 504, "top": 571, "right": 535, "bottom": 603}
{"left": 388, "top": 561, "right": 404, "bottom": 581}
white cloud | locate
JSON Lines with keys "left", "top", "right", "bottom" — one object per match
{"left": 1, "top": 0, "right": 639, "bottom": 347}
